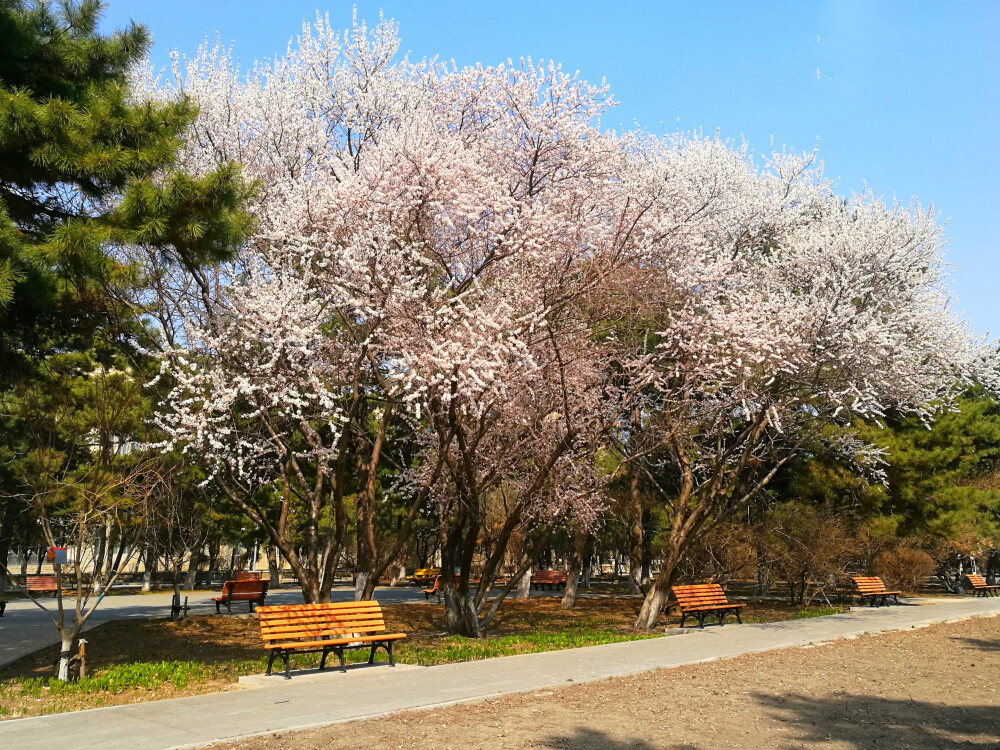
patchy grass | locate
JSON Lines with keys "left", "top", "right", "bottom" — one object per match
{"left": 0, "top": 595, "right": 845, "bottom": 719}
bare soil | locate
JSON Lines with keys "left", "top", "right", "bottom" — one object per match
{"left": 224, "top": 614, "right": 1000, "bottom": 750}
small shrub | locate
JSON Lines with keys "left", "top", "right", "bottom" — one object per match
{"left": 871, "top": 547, "right": 935, "bottom": 592}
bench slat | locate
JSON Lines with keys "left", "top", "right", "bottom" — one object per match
{"left": 262, "top": 622, "right": 388, "bottom": 638}
{"left": 267, "top": 633, "right": 406, "bottom": 650}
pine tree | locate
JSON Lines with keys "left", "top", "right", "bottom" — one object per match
{"left": 0, "top": 0, "right": 253, "bottom": 385}
{"left": 0, "top": 0, "right": 253, "bottom": 635}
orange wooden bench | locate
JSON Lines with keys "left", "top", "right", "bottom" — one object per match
{"left": 422, "top": 575, "right": 444, "bottom": 602}
{"left": 965, "top": 574, "right": 1000, "bottom": 597}
{"left": 25, "top": 575, "right": 59, "bottom": 596}
{"left": 671, "top": 584, "right": 745, "bottom": 628}
{"left": 530, "top": 570, "right": 568, "bottom": 590}
{"left": 234, "top": 571, "right": 262, "bottom": 581}
{"left": 213, "top": 579, "right": 269, "bottom": 614}
{"left": 421, "top": 574, "right": 483, "bottom": 602}
{"left": 408, "top": 568, "right": 441, "bottom": 586}
{"left": 257, "top": 601, "right": 406, "bottom": 679}
{"left": 851, "top": 576, "right": 901, "bottom": 607}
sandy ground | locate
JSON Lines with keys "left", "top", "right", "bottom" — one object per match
{"left": 224, "top": 614, "right": 1000, "bottom": 750}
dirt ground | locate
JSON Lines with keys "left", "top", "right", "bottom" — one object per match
{"left": 224, "top": 614, "right": 1000, "bottom": 750}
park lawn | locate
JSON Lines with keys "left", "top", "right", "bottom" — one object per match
{"left": 0, "top": 596, "right": 844, "bottom": 720}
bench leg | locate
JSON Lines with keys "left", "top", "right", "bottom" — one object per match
{"left": 266, "top": 650, "right": 277, "bottom": 676}
{"left": 366, "top": 641, "right": 396, "bottom": 666}
{"left": 680, "top": 612, "right": 687, "bottom": 628}
{"left": 336, "top": 646, "right": 347, "bottom": 673}
{"left": 697, "top": 612, "right": 706, "bottom": 628}
{"left": 717, "top": 611, "right": 725, "bottom": 626}
{"left": 226, "top": 600, "right": 233, "bottom": 615}
{"left": 281, "top": 652, "right": 291, "bottom": 680}
{"left": 215, "top": 601, "right": 221, "bottom": 614}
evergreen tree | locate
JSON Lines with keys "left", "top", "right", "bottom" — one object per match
{"left": 781, "top": 390, "right": 1000, "bottom": 546}
{"left": 0, "top": 0, "right": 253, "bottom": 385}
{"left": 0, "top": 0, "right": 253, "bottom": 632}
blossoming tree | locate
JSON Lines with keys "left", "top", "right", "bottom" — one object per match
{"left": 144, "top": 11, "right": 989, "bottom": 628}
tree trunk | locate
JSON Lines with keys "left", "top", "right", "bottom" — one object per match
{"left": 183, "top": 549, "right": 198, "bottom": 591}
{"left": 267, "top": 544, "right": 280, "bottom": 588}
{"left": 581, "top": 535, "right": 595, "bottom": 590}
{"left": 640, "top": 509, "right": 653, "bottom": 585}
{"left": 635, "top": 576, "right": 672, "bottom": 630}
{"left": 560, "top": 537, "right": 584, "bottom": 609}
{"left": 141, "top": 548, "right": 156, "bottom": 592}
{"left": 353, "top": 571, "right": 370, "bottom": 602}
{"left": 635, "top": 540, "right": 685, "bottom": 630}
{"left": 0, "top": 497, "right": 16, "bottom": 603}
{"left": 208, "top": 536, "right": 220, "bottom": 576}
{"left": 516, "top": 566, "right": 532, "bottom": 598}
{"left": 56, "top": 633, "right": 76, "bottom": 682}
{"left": 628, "top": 472, "right": 643, "bottom": 595}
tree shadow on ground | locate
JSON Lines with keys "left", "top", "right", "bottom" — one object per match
{"left": 753, "top": 692, "right": 1000, "bottom": 749}
{"left": 951, "top": 636, "right": 1000, "bottom": 652}
{"left": 540, "top": 727, "right": 696, "bottom": 750}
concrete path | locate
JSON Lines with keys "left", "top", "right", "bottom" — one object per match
{"left": 2, "top": 596, "right": 999, "bottom": 750}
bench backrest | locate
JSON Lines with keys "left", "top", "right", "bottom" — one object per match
{"left": 966, "top": 574, "right": 990, "bottom": 588}
{"left": 851, "top": 576, "right": 889, "bottom": 595}
{"left": 25, "top": 575, "right": 58, "bottom": 590}
{"left": 532, "top": 571, "right": 567, "bottom": 583}
{"left": 413, "top": 568, "right": 440, "bottom": 577}
{"left": 671, "top": 583, "right": 731, "bottom": 610}
{"left": 234, "top": 571, "right": 262, "bottom": 581}
{"left": 222, "top": 579, "right": 269, "bottom": 597}
{"left": 257, "top": 602, "right": 390, "bottom": 648}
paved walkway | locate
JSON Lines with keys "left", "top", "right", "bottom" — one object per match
{"left": 2, "top": 596, "right": 999, "bottom": 749}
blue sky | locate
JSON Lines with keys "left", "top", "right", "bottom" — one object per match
{"left": 102, "top": 1, "right": 999, "bottom": 336}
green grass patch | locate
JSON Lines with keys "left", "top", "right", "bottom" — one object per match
{"left": 789, "top": 607, "right": 842, "bottom": 620}
{"left": 2, "top": 660, "right": 213, "bottom": 699}
{"left": 744, "top": 605, "right": 844, "bottom": 624}
{"left": 390, "top": 627, "right": 659, "bottom": 666}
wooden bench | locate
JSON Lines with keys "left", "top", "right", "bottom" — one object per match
{"left": 421, "top": 575, "right": 484, "bottom": 602}
{"left": 965, "top": 574, "right": 1000, "bottom": 597}
{"left": 25, "top": 575, "right": 59, "bottom": 596}
{"left": 422, "top": 575, "right": 444, "bottom": 602}
{"left": 530, "top": 570, "right": 568, "bottom": 590}
{"left": 213, "top": 579, "right": 269, "bottom": 614}
{"left": 408, "top": 568, "right": 441, "bottom": 586}
{"left": 851, "top": 576, "right": 901, "bottom": 607}
{"left": 257, "top": 601, "right": 406, "bottom": 679}
{"left": 671, "top": 584, "right": 745, "bottom": 628}
{"left": 234, "top": 571, "right": 262, "bottom": 581}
